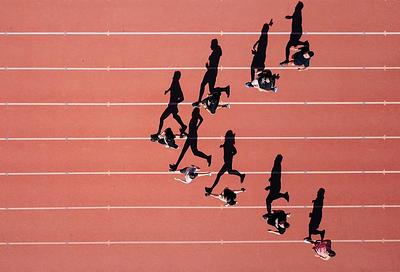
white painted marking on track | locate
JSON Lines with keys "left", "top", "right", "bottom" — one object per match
{"left": 1, "top": 101, "right": 400, "bottom": 107}
{"left": 0, "top": 170, "right": 399, "bottom": 176}
{"left": 0, "top": 31, "right": 399, "bottom": 36}
{"left": 0, "top": 204, "right": 399, "bottom": 212}
{"left": 1, "top": 66, "right": 400, "bottom": 71}
{"left": 0, "top": 239, "right": 399, "bottom": 246}
{"left": 0, "top": 136, "right": 399, "bottom": 141}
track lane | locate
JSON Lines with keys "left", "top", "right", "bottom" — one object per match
{"left": 0, "top": 208, "right": 399, "bottom": 242}
{"left": 0, "top": 243, "right": 399, "bottom": 272}
{"left": 0, "top": 105, "right": 399, "bottom": 137}
{"left": 0, "top": 174, "right": 399, "bottom": 208}
{"left": 0, "top": 0, "right": 398, "bottom": 32}
{"left": 1, "top": 70, "right": 400, "bottom": 102}
{"left": 0, "top": 140, "right": 398, "bottom": 172}
{"left": 0, "top": 35, "right": 399, "bottom": 67}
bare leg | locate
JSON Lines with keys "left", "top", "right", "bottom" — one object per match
{"left": 197, "top": 172, "right": 212, "bottom": 177}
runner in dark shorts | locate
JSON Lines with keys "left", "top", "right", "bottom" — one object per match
{"left": 262, "top": 210, "right": 291, "bottom": 235}
{"left": 245, "top": 69, "right": 280, "bottom": 92}
{"left": 199, "top": 87, "right": 230, "bottom": 114}
{"left": 206, "top": 187, "right": 246, "bottom": 206}
{"left": 151, "top": 127, "right": 179, "bottom": 149}
{"left": 282, "top": 41, "right": 314, "bottom": 70}
{"left": 174, "top": 165, "right": 211, "bottom": 184}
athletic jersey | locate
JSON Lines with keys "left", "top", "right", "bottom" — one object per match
{"left": 205, "top": 93, "right": 220, "bottom": 113}
{"left": 313, "top": 240, "right": 331, "bottom": 259}
{"left": 257, "top": 70, "right": 275, "bottom": 90}
{"left": 258, "top": 77, "right": 275, "bottom": 90}
{"left": 222, "top": 188, "right": 237, "bottom": 204}
{"left": 266, "top": 210, "right": 287, "bottom": 234}
{"left": 183, "top": 167, "right": 197, "bottom": 183}
{"left": 293, "top": 47, "right": 310, "bottom": 67}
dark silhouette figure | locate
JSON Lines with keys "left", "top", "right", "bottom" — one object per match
{"left": 205, "top": 130, "right": 245, "bottom": 195}
{"left": 169, "top": 107, "right": 212, "bottom": 171}
{"left": 262, "top": 210, "right": 291, "bottom": 235}
{"left": 280, "top": 1, "right": 308, "bottom": 65}
{"left": 250, "top": 19, "right": 273, "bottom": 81}
{"left": 287, "top": 42, "right": 314, "bottom": 70}
{"left": 245, "top": 69, "right": 280, "bottom": 93}
{"left": 207, "top": 187, "right": 246, "bottom": 206}
{"left": 192, "top": 39, "right": 229, "bottom": 106}
{"left": 265, "top": 154, "right": 289, "bottom": 214}
{"left": 151, "top": 71, "right": 187, "bottom": 138}
{"left": 304, "top": 188, "right": 326, "bottom": 241}
{"left": 199, "top": 86, "right": 230, "bottom": 114}
{"left": 151, "top": 127, "right": 178, "bottom": 149}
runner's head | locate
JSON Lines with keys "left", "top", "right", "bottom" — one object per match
{"left": 296, "top": 1, "right": 304, "bottom": 11}
{"left": 173, "top": 71, "right": 181, "bottom": 80}
{"left": 211, "top": 39, "right": 219, "bottom": 50}
{"left": 304, "top": 51, "right": 314, "bottom": 59}
{"left": 275, "top": 154, "right": 283, "bottom": 164}
{"left": 317, "top": 188, "right": 325, "bottom": 198}
{"left": 328, "top": 250, "right": 336, "bottom": 258}
{"left": 261, "top": 23, "right": 270, "bottom": 34}
{"left": 224, "top": 130, "right": 235, "bottom": 145}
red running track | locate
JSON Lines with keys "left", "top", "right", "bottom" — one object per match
{"left": 0, "top": 0, "right": 400, "bottom": 271}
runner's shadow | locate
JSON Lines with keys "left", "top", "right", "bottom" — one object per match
{"left": 250, "top": 20, "right": 273, "bottom": 81}
{"left": 265, "top": 154, "right": 289, "bottom": 214}
{"left": 169, "top": 108, "right": 212, "bottom": 171}
{"left": 151, "top": 71, "right": 187, "bottom": 138}
{"left": 280, "top": 1, "right": 308, "bottom": 64}
{"left": 205, "top": 130, "right": 245, "bottom": 194}
{"left": 193, "top": 39, "right": 222, "bottom": 106}
{"left": 306, "top": 188, "right": 326, "bottom": 240}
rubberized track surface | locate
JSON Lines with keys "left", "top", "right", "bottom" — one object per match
{"left": 0, "top": 1, "right": 399, "bottom": 271}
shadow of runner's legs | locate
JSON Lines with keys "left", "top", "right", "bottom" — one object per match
{"left": 156, "top": 107, "right": 173, "bottom": 134}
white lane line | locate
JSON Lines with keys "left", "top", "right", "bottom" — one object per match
{"left": 0, "top": 239, "right": 399, "bottom": 246}
{"left": 1, "top": 101, "right": 399, "bottom": 106}
{"left": 0, "top": 31, "right": 399, "bottom": 36}
{"left": 0, "top": 136, "right": 399, "bottom": 141}
{"left": 1, "top": 66, "right": 399, "bottom": 71}
{"left": 0, "top": 170, "right": 399, "bottom": 176}
{"left": 1, "top": 204, "right": 399, "bottom": 211}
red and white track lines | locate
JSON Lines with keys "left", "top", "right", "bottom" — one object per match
{"left": 1, "top": 0, "right": 400, "bottom": 271}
